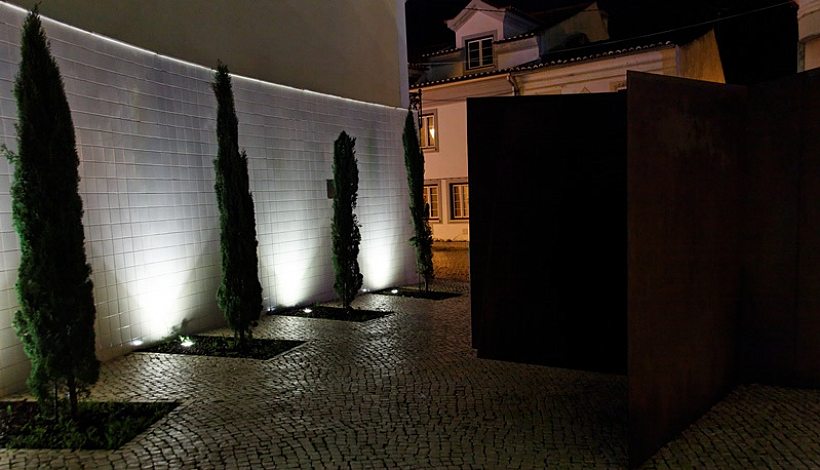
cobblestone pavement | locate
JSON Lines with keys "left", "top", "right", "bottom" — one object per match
{"left": 433, "top": 242, "right": 469, "bottom": 282}
{"left": 1, "top": 280, "right": 820, "bottom": 468}
{"left": 642, "top": 384, "right": 820, "bottom": 469}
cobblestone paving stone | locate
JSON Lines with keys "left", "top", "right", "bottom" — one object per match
{"left": 433, "top": 242, "right": 469, "bottom": 282}
{"left": 1, "top": 280, "right": 819, "bottom": 468}
{"left": 640, "top": 384, "right": 820, "bottom": 469}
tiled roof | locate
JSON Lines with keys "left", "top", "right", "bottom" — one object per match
{"left": 421, "top": 46, "right": 460, "bottom": 59}
{"left": 421, "top": 31, "right": 537, "bottom": 58}
{"left": 411, "top": 41, "right": 675, "bottom": 88}
{"left": 495, "top": 31, "right": 539, "bottom": 44}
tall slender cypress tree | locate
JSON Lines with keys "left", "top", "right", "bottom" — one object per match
{"left": 212, "top": 63, "right": 262, "bottom": 348}
{"left": 331, "top": 132, "right": 363, "bottom": 310}
{"left": 402, "top": 111, "right": 434, "bottom": 291}
{"left": 6, "top": 8, "right": 99, "bottom": 417}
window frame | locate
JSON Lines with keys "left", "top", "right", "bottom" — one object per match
{"left": 420, "top": 111, "right": 438, "bottom": 152}
{"left": 450, "top": 182, "right": 470, "bottom": 221}
{"left": 423, "top": 183, "right": 440, "bottom": 222}
{"left": 465, "top": 35, "right": 494, "bottom": 70}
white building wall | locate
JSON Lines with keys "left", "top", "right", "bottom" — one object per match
{"left": 417, "top": 47, "right": 682, "bottom": 241}
{"left": 799, "top": 0, "right": 820, "bottom": 70}
{"left": 425, "top": 102, "right": 468, "bottom": 182}
{"left": 518, "top": 48, "right": 677, "bottom": 95}
{"left": 421, "top": 77, "right": 511, "bottom": 241}
{"left": 0, "top": 5, "right": 415, "bottom": 396}
{"left": 454, "top": 10, "right": 503, "bottom": 46}
{"left": 424, "top": 102, "right": 468, "bottom": 241}
{"left": 806, "top": 41, "right": 820, "bottom": 69}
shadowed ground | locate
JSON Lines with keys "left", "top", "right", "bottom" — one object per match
{"left": 0, "top": 280, "right": 818, "bottom": 468}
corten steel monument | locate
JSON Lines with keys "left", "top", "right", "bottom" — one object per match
{"left": 468, "top": 69, "right": 820, "bottom": 467}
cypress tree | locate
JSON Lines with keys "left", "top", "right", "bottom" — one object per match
{"left": 331, "top": 132, "right": 363, "bottom": 310}
{"left": 402, "top": 111, "right": 434, "bottom": 291}
{"left": 212, "top": 63, "right": 262, "bottom": 348}
{"left": 6, "top": 8, "right": 99, "bottom": 417}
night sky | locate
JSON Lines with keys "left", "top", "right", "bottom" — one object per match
{"left": 406, "top": 0, "right": 798, "bottom": 85}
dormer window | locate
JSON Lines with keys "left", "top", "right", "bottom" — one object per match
{"left": 466, "top": 36, "right": 493, "bottom": 69}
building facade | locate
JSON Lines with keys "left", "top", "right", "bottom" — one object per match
{"left": 411, "top": 0, "right": 724, "bottom": 241}
{"left": 799, "top": 0, "right": 820, "bottom": 70}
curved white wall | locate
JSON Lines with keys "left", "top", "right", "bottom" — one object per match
{"left": 0, "top": 4, "right": 415, "bottom": 396}
{"left": 5, "top": 0, "right": 409, "bottom": 108}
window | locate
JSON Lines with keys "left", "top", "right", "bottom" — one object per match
{"left": 420, "top": 113, "right": 437, "bottom": 151}
{"left": 466, "top": 36, "right": 493, "bottom": 70}
{"left": 423, "top": 184, "right": 439, "bottom": 220}
{"left": 450, "top": 183, "right": 469, "bottom": 220}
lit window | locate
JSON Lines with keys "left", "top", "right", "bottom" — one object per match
{"left": 450, "top": 183, "right": 469, "bottom": 220}
{"left": 420, "top": 113, "right": 437, "bottom": 150}
{"left": 466, "top": 36, "right": 493, "bottom": 70}
{"left": 423, "top": 184, "right": 439, "bottom": 220}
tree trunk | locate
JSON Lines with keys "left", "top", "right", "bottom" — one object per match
{"left": 342, "top": 279, "right": 348, "bottom": 311}
{"left": 67, "top": 375, "right": 78, "bottom": 418}
{"left": 53, "top": 382, "right": 58, "bottom": 419}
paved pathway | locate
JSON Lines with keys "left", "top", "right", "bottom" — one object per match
{"left": 1, "top": 280, "right": 820, "bottom": 468}
{"left": 644, "top": 384, "right": 820, "bottom": 469}
{"left": 433, "top": 242, "right": 469, "bottom": 282}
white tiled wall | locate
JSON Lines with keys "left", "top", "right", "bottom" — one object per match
{"left": 0, "top": 4, "right": 415, "bottom": 396}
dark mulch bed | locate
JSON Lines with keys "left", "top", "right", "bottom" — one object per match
{"left": 137, "top": 335, "right": 304, "bottom": 360}
{"left": 373, "top": 286, "right": 460, "bottom": 300}
{"left": 269, "top": 305, "right": 391, "bottom": 322}
{"left": 0, "top": 400, "right": 177, "bottom": 449}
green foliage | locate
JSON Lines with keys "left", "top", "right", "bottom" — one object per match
{"left": 212, "top": 63, "right": 263, "bottom": 347}
{"left": 5, "top": 7, "right": 99, "bottom": 417}
{"left": 402, "top": 111, "right": 434, "bottom": 290}
{"left": 0, "top": 401, "right": 177, "bottom": 449}
{"left": 331, "top": 132, "right": 363, "bottom": 310}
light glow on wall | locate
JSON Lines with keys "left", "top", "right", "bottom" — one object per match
{"left": 360, "top": 241, "right": 395, "bottom": 290}
{"left": 134, "top": 269, "right": 190, "bottom": 341}
{"left": 268, "top": 241, "right": 323, "bottom": 307}
{"left": 0, "top": 2, "right": 415, "bottom": 396}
